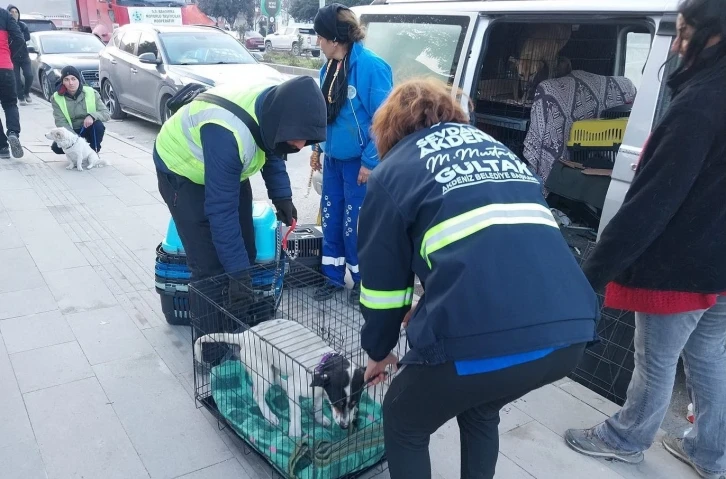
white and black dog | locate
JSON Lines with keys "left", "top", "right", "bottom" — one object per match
{"left": 45, "top": 127, "right": 108, "bottom": 171}
{"left": 193, "top": 319, "right": 366, "bottom": 437}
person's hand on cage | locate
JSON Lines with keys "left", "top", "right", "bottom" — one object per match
{"left": 364, "top": 353, "right": 398, "bottom": 386}
{"left": 402, "top": 300, "right": 418, "bottom": 328}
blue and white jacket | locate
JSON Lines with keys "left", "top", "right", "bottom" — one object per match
{"left": 319, "top": 42, "right": 392, "bottom": 170}
{"left": 358, "top": 122, "right": 599, "bottom": 365}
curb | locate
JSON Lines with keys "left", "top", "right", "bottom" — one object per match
{"left": 31, "top": 92, "right": 153, "bottom": 155}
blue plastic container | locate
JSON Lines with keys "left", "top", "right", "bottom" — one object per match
{"left": 162, "top": 217, "right": 185, "bottom": 255}
{"left": 252, "top": 202, "right": 279, "bottom": 263}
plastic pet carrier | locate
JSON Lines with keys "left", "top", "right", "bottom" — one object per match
{"left": 568, "top": 241, "right": 636, "bottom": 406}
{"left": 284, "top": 225, "right": 324, "bottom": 288}
{"left": 567, "top": 118, "right": 628, "bottom": 170}
{"left": 156, "top": 203, "right": 285, "bottom": 326}
{"left": 191, "top": 263, "right": 407, "bottom": 479}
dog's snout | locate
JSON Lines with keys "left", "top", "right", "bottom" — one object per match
{"left": 339, "top": 421, "right": 349, "bottom": 430}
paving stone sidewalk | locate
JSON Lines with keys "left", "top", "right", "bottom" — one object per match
{"left": 0, "top": 101, "right": 695, "bottom": 479}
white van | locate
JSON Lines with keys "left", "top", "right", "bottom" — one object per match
{"left": 352, "top": 0, "right": 678, "bottom": 242}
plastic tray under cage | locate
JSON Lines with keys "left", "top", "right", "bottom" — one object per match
{"left": 191, "top": 263, "right": 407, "bottom": 479}
{"left": 567, "top": 241, "right": 636, "bottom": 406}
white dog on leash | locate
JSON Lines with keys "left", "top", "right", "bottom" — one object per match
{"left": 45, "top": 127, "right": 108, "bottom": 171}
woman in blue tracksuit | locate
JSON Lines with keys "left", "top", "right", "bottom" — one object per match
{"left": 310, "top": 4, "right": 393, "bottom": 304}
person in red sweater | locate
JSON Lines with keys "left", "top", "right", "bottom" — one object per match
{"left": 0, "top": 6, "right": 24, "bottom": 159}
{"left": 564, "top": 1, "right": 726, "bottom": 478}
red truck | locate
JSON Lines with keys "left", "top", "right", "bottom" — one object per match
{"left": 51, "top": 0, "right": 214, "bottom": 42}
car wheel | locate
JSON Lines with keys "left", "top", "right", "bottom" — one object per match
{"left": 102, "top": 80, "right": 126, "bottom": 120}
{"left": 160, "top": 94, "right": 172, "bottom": 123}
{"left": 291, "top": 42, "right": 300, "bottom": 56}
{"left": 311, "top": 50, "right": 321, "bottom": 58}
{"left": 41, "top": 72, "right": 53, "bottom": 101}
{"left": 265, "top": 41, "right": 272, "bottom": 51}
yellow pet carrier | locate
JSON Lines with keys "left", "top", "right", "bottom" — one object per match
{"left": 567, "top": 118, "right": 628, "bottom": 170}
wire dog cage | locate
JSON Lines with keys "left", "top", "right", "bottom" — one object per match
{"left": 191, "top": 263, "right": 406, "bottom": 479}
{"left": 568, "top": 241, "right": 636, "bottom": 406}
{"left": 475, "top": 22, "right": 619, "bottom": 160}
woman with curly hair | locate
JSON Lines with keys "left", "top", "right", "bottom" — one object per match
{"left": 358, "top": 78, "right": 598, "bottom": 479}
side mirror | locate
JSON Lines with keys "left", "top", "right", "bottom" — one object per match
{"left": 27, "top": 45, "right": 38, "bottom": 54}
{"left": 252, "top": 52, "right": 263, "bottom": 62}
{"left": 139, "top": 52, "right": 161, "bottom": 65}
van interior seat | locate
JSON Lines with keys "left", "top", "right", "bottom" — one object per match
{"left": 522, "top": 70, "right": 637, "bottom": 187}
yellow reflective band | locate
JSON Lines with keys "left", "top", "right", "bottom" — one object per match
{"left": 360, "top": 285, "right": 414, "bottom": 310}
{"left": 420, "top": 203, "right": 558, "bottom": 268}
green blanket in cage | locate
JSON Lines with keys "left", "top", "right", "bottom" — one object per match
{"left": 211, "top": 360, "right": 386, "bottom": 479}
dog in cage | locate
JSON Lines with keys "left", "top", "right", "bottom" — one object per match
{"left": 510, "top": 24, "right": 572, "bottom": 102}
{"left": 194, "top": 318, "right": 366, "bottom": 438}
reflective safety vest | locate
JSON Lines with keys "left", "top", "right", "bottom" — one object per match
{"left": 155, "top": 81, "right": 275, "bottom": 185}
{"left": 53, "top": 86, "right": 96, "bottom": 126}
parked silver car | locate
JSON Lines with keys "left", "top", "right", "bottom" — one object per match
{"left": 99, "top": 24, "right": 285, "bottom": 124}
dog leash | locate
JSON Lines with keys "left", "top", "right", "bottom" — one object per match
{"left": 281, "top": 218, "right": 298, "bottom": 260}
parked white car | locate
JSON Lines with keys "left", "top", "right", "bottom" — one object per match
{"left": 264, "top": 24, "right": 320, "bottom": 57}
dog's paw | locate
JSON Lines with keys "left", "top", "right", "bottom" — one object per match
{"left": 65, "top": 164, "right": 74, "bottom": 170}
{"left": 314, "top": 412, "right": 331, "bottom": 427}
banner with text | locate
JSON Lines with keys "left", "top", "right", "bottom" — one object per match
{"left": 128, "top": 7, "right": 183, "bottom": 26}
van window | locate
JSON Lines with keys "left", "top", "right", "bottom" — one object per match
{"left": 623, "top": 32, "right": 652, "bottom": 88}
{"left": 360, "top": 15, "right": 470, "bottom": 85}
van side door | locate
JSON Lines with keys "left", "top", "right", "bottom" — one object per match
{"left": 600, "top": 14, "right": 678, "bottom": 234}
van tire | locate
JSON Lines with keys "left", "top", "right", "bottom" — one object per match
{"left": 291, "top": 42, "right": 300, "bottom": 56}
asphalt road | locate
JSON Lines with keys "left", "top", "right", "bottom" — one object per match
{"left": 33, "top": 91, "right": 693, "bottom": 439}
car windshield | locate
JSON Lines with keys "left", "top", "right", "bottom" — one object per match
{"left": 159, "top": 32, "right": 256, "bottom": 65}
{"left": 25, "top": 20, "right": 56, "bottom": 33}
{"left": 40, "top": 34, "right": 104, "bottom": 54}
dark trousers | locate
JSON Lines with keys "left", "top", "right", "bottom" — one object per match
{"left": 51, "top": 121, "right": 106, "bottom": 154}
{"left": 383, "top": 343, "right": 586, "bottom": 479}
{"left": 0, "top": 68, "right": 20, "bottom": 149}
{"left": 156, "top": 170, "right": 256, "bottom": 281}
{"left": 13, "top": 59, "right": 32, "bottom": 100}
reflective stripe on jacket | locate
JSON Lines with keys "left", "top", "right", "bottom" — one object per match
{"left": 53, "top": 86, "right": 96, "bottom": 126}
{"left": 155, "top": 81, "right": 273, "bottom": 185}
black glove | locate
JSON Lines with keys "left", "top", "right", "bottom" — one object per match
{"left": 273, "top": 198, "right": 298, "bottom": 226}
{"left": 223, "top": 272, "right": 254, "bottom": 311}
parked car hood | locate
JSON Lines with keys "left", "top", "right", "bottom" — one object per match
{"left": 41, "top": 53, "right": 100, "bottom": 71}
{"left": 169, "top": 63, "right": 285, "bottom": 86}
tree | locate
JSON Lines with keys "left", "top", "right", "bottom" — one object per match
{"left": 288, "top": 0, "right": 369, "bottom": 24}
{"left": 198, "top": 0, "right": 255, "bottom": 29}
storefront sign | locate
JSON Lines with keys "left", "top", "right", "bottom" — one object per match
{"left": 127, "top": 7, "right": 183, "bottom": 26}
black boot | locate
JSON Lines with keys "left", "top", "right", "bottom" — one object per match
{"left": 313, "top": 283, "right": 344, "bottom": 302}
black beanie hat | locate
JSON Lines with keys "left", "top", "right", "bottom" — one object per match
{"left": 313, "top": 3, "right": 351, "bottom": 42}
{"left": 60, "top": 66, "right": 83, "bottom": 84}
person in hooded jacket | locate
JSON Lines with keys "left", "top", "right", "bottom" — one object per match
{"left": 50, "top": 66, "right": 110, "bottom": 153}
{"left": 154, "top": 76, "right": 327, "bottom": 285}
{"left": 310, "top": 4, "right": 393, "bottom": 305}
{"left": 7, "top": 5, "right": 31, "bottom": 105}
{"left": 0, "top": 6, "right": 24, "bottom": 159}
{"left": 565, "top": 1, "right": 726, "bottom": 477}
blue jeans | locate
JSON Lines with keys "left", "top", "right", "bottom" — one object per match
{"left": 320, "top": 155, "right": 366, "bottom": 285}
{"left": 595, "top": 296, "right": 726, "bottom": 474}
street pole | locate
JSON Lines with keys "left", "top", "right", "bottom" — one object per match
{"left": 319, "top": 0, "right": 325, "bottom": 9}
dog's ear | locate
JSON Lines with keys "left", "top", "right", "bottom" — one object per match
{"left": 310, "top": 372, "right": 328, "bottom": 388}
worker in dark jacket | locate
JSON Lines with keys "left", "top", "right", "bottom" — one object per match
{"left": 0, "top": 6, "right": 24, "bottom": 159}
{"left": 154, "top": 76, "right": 326, "bottom": 282}
{"left": 565, "top": 1, "right": 726, "bottom": 476}
{"left": 7, "top": 5, "right": 31, "bottom": 105}
{"left": 359, "top": 78, "right": 598, "bottom": 479}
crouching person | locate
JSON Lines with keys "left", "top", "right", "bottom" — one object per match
{"left": 358, "top": 79, "right": 599, "bottom": 479}
{"left": 50, "top": 66, "right": 109, "bottom": 154}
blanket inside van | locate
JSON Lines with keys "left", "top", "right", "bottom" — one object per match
{"left": 523, "top": 71, "right": 637, "bottom": 190}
